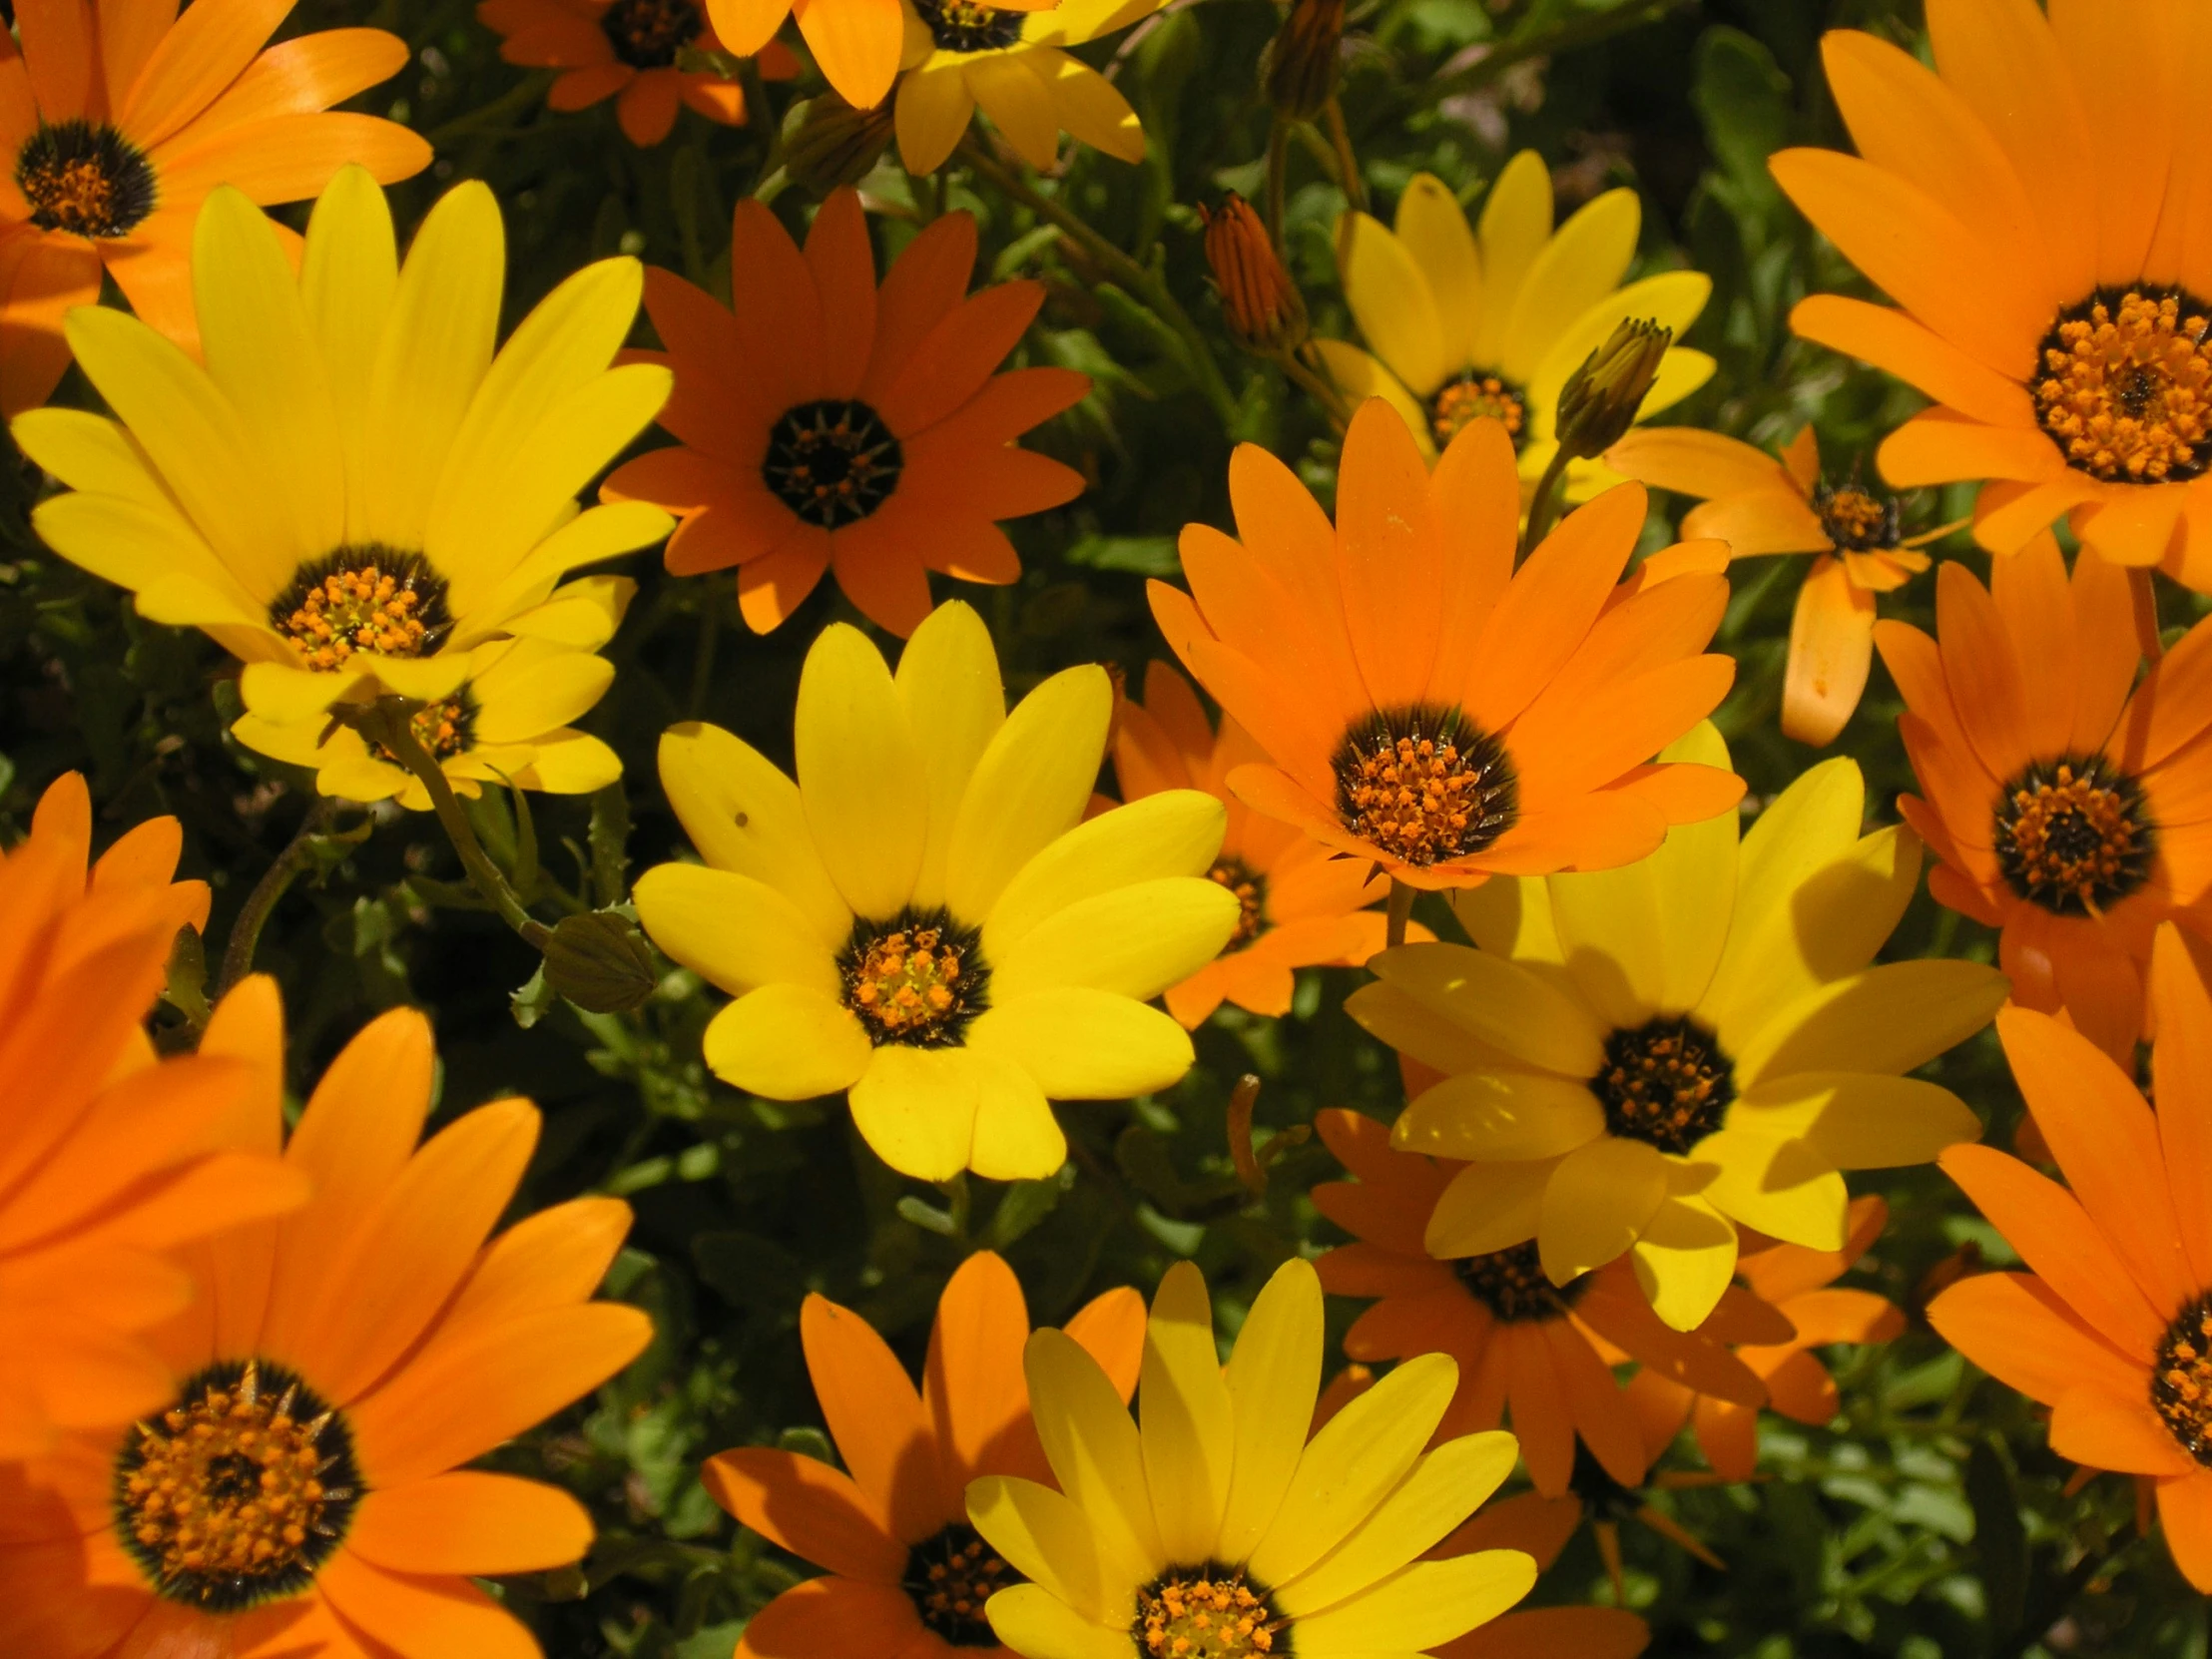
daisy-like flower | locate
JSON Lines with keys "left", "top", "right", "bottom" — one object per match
{"left": 634, "top": 600, "right": 1238, "bottom": 1183}
{"left": 10, "top": 167, "right": 675, "bottom": 753}
{"left": 0, "top": 979, "right": 653, "bottom": 1654}
{"left": 0, "top": 774, "right": 306, "bottom": 1457}
{"left": 1607, "top": 425, "right": 1948, "bottom": 746}
{"left": 1310, "top": 1108, "right": 1775, "bottom": 1498}
{"left": 705, "top": 0, "right": 1019, "bottom": 108}
{"left": 477, "top": 0, "right": 801, "bottom": 147}
{"left": 1347, "top": 724, "right": 2003, "bottom": 1330}
{"left": 1625, "top": 1196, "right": 1904, "bottom": 1480}
{"left": 1928, "top": 924, "right": 2212, "bottom": 1592}
{"left": 892, "top": 0, "right": 1163, "bottom": 177}
{"left": 1148, "top": 397, "right": 1743, "bottom": 893}
{"left": 1771, "top": 14, "right": 2212, "bottom": 584}
{"left": 1314, "top": 155, "right": 1714, "bottom": 497}
{"left": 1114, "top": 662, "right": 1406, "bottom": 1027}
{"left": 232, "top": 580, "right": 635, "bottom": 809}
{"left": 1874, "top": 533, "right": 2212, "bottom": 1059}
{"left": 0, "top": 0, "right": 429, "bottom": 414}
{"left": 603, "top": 187, "right": 1086, "bottom": 637}
{"left": 706, "top": 1250, "right": 1143, "bottom": 1659}
{"left": 967, "top": 1257, "right": 1538, "bottom": 1659}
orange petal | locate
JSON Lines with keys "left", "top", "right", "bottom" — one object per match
{"left": 701, "top": 1447, "right": 908, "bottom": 1580}
{"left": 1926, "top": 1271, "right": 2143, "bottom": 1406}
{"left": 2049, "top": 1386, "right": 2197, "bottom": 1478}
{"left": 347, "top": 1471, "right": 594, "bottom": 1576}
{"left": 315, "top": 1549, "right": 540, "bottom": 1659}
{"left": 1782, "top": 555, "right": 1877, "bottom": 748}
{"left": 802, "top": 1293, "right": 953, "bottom": 1541}
{"left": 923, "top": 1251, "right": 1033, "bottom": 1494}
{"left": 737, "top": 1575, "right": 926, "bottom": 1659}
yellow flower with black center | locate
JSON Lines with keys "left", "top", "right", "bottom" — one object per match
{"left": 9, "top": 165, "right": 674, "bottom": 760}
{"left": 1346, "top": 723, "right": 2007, "bottom": 1331}
{"left": 634, "top": 600, "right": 1240, "bottom": 1182}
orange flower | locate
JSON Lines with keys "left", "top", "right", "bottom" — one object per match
{"left": 1434, "top": 1481, "right": 1720, "bottom": 1632}
{"left": 704, "top": 1251, "right": 1143, "bottom": 1659}
{"left": 1873, "top": 532, "right": 2212, "bottom": 1058}
{"left": 603, "top": 187, "right": 1088, "bottom": 637}
{"left": 1148, "top": 398, "right": 1743, "bottom": 891}
{"left": 1311, "top": 1109, "right": 1772, "bottom": 1500}
{"left": 1625, "top": 1196, "right": 1904, "bottom": 1480}
{"left": 1928, "top": 925, "right": 2212, "bottom": 1593}
{"left": 1607, "top": 425, "right": 1947, "bottom": 746}
{"left": 0, "top": 979, "right": 652, "bottom": 1655}
{"left": 0, "top": 773, "right": 307, "bottom": 1458}
{"left": 0, "top": 0, "right": 428, "bottom": 413}
{"left": 1114, "top": 662, "right": 1406, "bottom": 1026}
{"left": 477, "top": 0, "right": 800, "bottom": 147}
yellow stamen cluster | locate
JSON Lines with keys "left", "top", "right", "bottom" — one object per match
{"left": 917, "top": 0, "right": 1024, "bottom": 52}
{"left": 1208, "top": 857, "right": 1266, "bottom": 951}
{"left": 904, "top": 1526, "right": 1012, "bottom": 1642}
{"left": 1594, "top": 1014, "right": 1733, "bottom": 1155}
{"left": 1336, "top": 710, "right": 1513, "bottom": 867}
{"left": 280, "top": 564, "right": 434, "bottom": 671}
{"left": 1429, "top": 374, "right": 1525, "bottom": 449}
{"left": 2156, "top": 1296, "right": 2212, "bottom": 1466}
{"left": 1993, "top": 757, "right": 2153, "bottom": 916}
{"left": 24, "top": 157, "right": 117, "bottom": 237}
{"left": 1137, "top": 1570, "right": 1277, "bottom": 1659}
{"left": 1815, "top": 485, "right": 1896, "bottom": 551}
{"left": 2033, "top": 288, "right": 2212, "bottom": 482}
{"left": 369, "top": 695, "right": 472, "bottom": 766}
{"left": 845, "top": 921, "right": 971, "bottom": 1040}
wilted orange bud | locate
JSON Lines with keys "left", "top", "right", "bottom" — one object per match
{"left": 1263, "top": 0, "right": 1346, "bottom": 120}
{"left": 1200, "top": 194, "right": 1308, "bottom": 353}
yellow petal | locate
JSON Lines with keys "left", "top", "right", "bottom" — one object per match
{"left": 1341, "top": 981, "right": 1524, "bottom": 1077}
{"left": 1685, "top": 1127, "right": 1847, "bottom": 1251}
{"left": 1498, "top": 187, "right": 1639, "bottom": 385}
{"left": 1536, "top": 1136, "right": 1669, "bottom": 1282}
{"left": 1289, "top": 1550, "right": 1535, "bottom": 1653}
{"left": 990, "top": 877, "right": 1238, "bottom": 1003}
{"left": 701, "top": 983, "right": 872, "bottom": 1099}
{"left": 1215, "top": 1259, "right": 1323, "bottom": 1563}
{"left": 1628, "top": 1194, "right": 1738, "bottom": 1332}
{"left": 1139, "top": 1262, "right": 1233, "bottom": 1562}
{"left": 1338, "top": 211, "right": 1449, "bottom": 396}
{"left": 798, "top": 622, "right": 928, "bottom": 920}
{"left": 1472, "top": 151, "right": 1553, "bottom": 370}
{"left": 984, "top": 791, "right": 1225, "bottom": 963}
{"left": 1544, "top": 858, "right": 1665, "bottom": 1030}
{"left": 968, "top": 1478, "right": 1112, "bottom": 1622}
{"left": 983, "top": 1583, "right": 1130, "bottom": 1659}
{"left": 1448, "top": 875, "right": 1565, "bottom": 966}
{"left": 1309, "top": 342, "right": 1434, "bottom": 457}
{"left": 968, "top": 50, "right": 1063, "bottom": 169}
{"left": 965, "top": 990, "right": 1195, "bottom": 1100}
{"left": 1365, "top": 943, "right": 1604, "bottom": 1076}
{"left": 848, "top": 1045, "right": 982, "bottom": 1180}
{"left": 1031, "top": 48, "right": 1144, "bottom": 163}
{"left": 506, "top": 729, "right": 622, "bottom": 795}
{"left": 967, "top": 1048, "right": 1067, "bottom": 1181}
{"left": 1647, "top": 722, "right": 1739, "bottom": 1010}
{"left": 657, "top": 721, "right": 850, "bottom": 950}
{"left": 1390, "top": 1069, "right": 1604, "bottom": 1161}
{"left": 945, "top": 664, "right": 1113, "bottom": 924}
{"left": 1733, "top": 960, "right": 2011, "bottom": 1090}
{"left": 1024, "top": 1326, "right": 1167, "bottom": 1584}
{"left": 1730, "top": 1072, "right": 1982, "bottom": 1171}
{"left": 471, "top": 652, "right": 613, "bottom": 744}
{"left": 896, "top": 600, "right": 1005, "bottom": 911}
{"left": 302, "top": 165, "right": 398, "bottom": 546}
{"left": 1421, "top": 1158, "right": 1556, "bottom": 1257}
{"left": 1393, "top": 174, "right": 1482, "bottom": 371}
{"left": 633, "top": 862, "right": 839, "bottom": 998}
{"left": 894, "top": 56, "right": 978, "bottom": 176}
{"left": 1527, "top": 271, "right": 1713, "bottom": 415}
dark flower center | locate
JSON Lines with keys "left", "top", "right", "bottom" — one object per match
{"left": 269, "top": 548, "right": 452, "bottom": 673}
{"left": 1812, "top": 482, "right": 1901, "bottom": 552}
{"left": 1592, "top": 1013, "right": 1734, "bottom": 1155}
{"left": 838, "top": 907, "right": 987, "bottom": 1046}
{"left": 1209, "top": 856, "right": 1267, "bottom": 952}
{"left": 1331, "top": 704, "right": 1517, "bottom": 867}
{"left": 1453, "top": 1239, "right": 1585, "bottom": 1323}
{"left": 1426, "top": 370, "right": 1526, "bottom": 451}
{"left": 763, "top": 399, "right": 904, "bottom": 528}
{"left": 916, "top": 0, "right": 1026, "bottom": 52}
{"left": 2155, "top": 1292, "right": 2212, "bottom": 1467}
{"left": 600, "top": 0, "right": 700, "bottom": 68}
{"left": 903, "top": 1523, "right": 1012, "bottom": 1645}
{"left": 2033, "top": 286, "right": 2212, "bottom": 483}
{"left": 368, "top": 688, "right": 479, "bottom": 765}
{"left": 17, "top": 120, "right": 156, "bottom": 238}
{"left": 1135, "top": 1563, "right": 1283, "bottom": 1659}
{"left": 1991, "top": 754, "right": 2156, "bottom": 916}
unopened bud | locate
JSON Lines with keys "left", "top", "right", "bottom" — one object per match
{"left": 1554, "top": 317, "right": 1673, "bottom": 460}
{"left": 784, "top": 93, "right": 895, "bottom": 196}
{"left": 1263, "top": 0, "right": 1346, "bottom": 121}
{"left": 540, "top": 910, "right": 658, "bottom": 1014}
{"left": 1200, "top": 194, "right": 1308, "bottom": 353}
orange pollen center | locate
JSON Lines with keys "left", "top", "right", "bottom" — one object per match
{"left": 1208, "top": 857, "right": 1266, "bottom": 951}
{"left": 1592, "top": 1014, "right": 1735, "bottom": 1155}
{"left": 1992, "top": 756, "right": 2155, "bottom": 917}
{"left": 903, "top": 1525, "right": 1012, "bottom": 1643}
{"left": 2033, "top": 288, "right": 2212, "bottom": 482}
{"left": 2155, "top": 1296, "right": 2212, "bottom": 1466}
{"left": 1137, "top": 1570, "right": 1279, "bottom": 1659}
{"left": 28, "top": 157, "right": 115, "bottom": 233}
{"left": 1429, "top": 373, "right": 1525, "bottom": 449}
{"left": 842, "top": 917, "right": 980, "bottom": 1043}
{"left": 275, "top": 555, "right": 449, "bottom": 673}
{"left": 370, "top": 694, "right": 474, "bottom": 765}
{"left": 1334, "top": 708, "right": 1515, "bottom": 867}
{"left": 1815, "top": 486, "right": 1895, "bottom": 551}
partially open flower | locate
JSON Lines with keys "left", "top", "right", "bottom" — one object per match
{"left": 1555, "top": 318, "right": 1674, "bottom": 462}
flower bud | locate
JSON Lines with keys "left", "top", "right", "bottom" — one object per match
{"left": 784, "top": 93, "right": 895, "bottom": 197}
{"left": 1553, "top": 317, "right": 1673, "bottom": 460}
{"left": 540, "top": 910, "right": 659, "bottom": 1014}
{"left": 1263, "top": 0, "right": 1346, "bottom": 121}
{"left": 1200, "top": 194, "right": 1308, "bottom": 354}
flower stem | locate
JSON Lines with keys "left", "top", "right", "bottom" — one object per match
{"left": 1520, "top": 446, "right": 1574, "bottom": 562}
{"left": 1322, "top": 96, "right": 1365, "bottom": 212}
{"left": 1279, "top": 343, "right": 1350, "bottom": 426}
{"left": 217, "top": 798, "right": 337, "bottom": 995}
{"left": 422, "top": 70, "right": 555, "bottom": 151}
{"left": 1264, "top": 117, "right": 1291, "bottom": 250}
{"left": 2131, "top": 566, "right": 2166, "bottom": 663}
{"left": 1384, "top": 877, "right": 1415, "bottom": 948}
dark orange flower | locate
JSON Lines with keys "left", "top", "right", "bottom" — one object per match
{"left": 477, "top": 0, "right": 799, "bottom": 147}
{"left": 704, "top": 1251, "right": 1143, "bottom": 1659}
{"left": 603, "top": 187, "right": 1088, "bottom": 636}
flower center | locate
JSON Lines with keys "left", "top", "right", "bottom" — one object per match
{"left": 838, "top": 907, "right": 987, "bottom": 1046}
{"left": 599, "top": 0, "right": 699, "bottom": 67}
{"left": 1992, "top": 754, "right": 2156, "bottom": 916}
{"left": 1331, "top": 704, "right": 1517, "bottom": 867}
{"left": 2155, "top": 1293, "right": 2212, "bottom": 1466}
{"left": 1813, "top": 483, "right": 1899, "bottom": 551}
{"left": 368, "top": 689, "right": 478, "bottom": 765}
{"left": 1208, "top": 856, "right": 1266, "bottom": 952}
{"left": 762, "top": 399, "right": 904, "bottom": 529}
{"left": 1592, "top": 1013, "right": 1734, "bottom": 1155}
{"left": 2032, "top": 287, "right": 2212, "bottom": 483}
{"left": 17, "top": 120, "right": 156, "bottom": 238}
{"left": 916, "top": 0, "right": 1026, "bottom": 52}
{"left": 1452, "top": 1239, "right": 1585, "bottom": 1322}
{"left": 113, "top": 1360, "right": 358, "bottom": 1611}
{"left": 269, "top": 548, "right": 451, "bottom": 672}
{"left": 902, "top": 1523, "right": 1013, "bottom": 1646}
{"left": 1135, "top": 1564, "right": 1282, "bottom": 1659}
{"left": 1426, "top": 370, "right": 1526, "bottom": 450}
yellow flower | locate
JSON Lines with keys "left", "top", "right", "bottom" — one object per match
{"left": 634, "top": 600, "right": 1240, "bottom": 1182}
{"left": 967, "top": 1258, "right": 1536, "bottom": 1659}
{"left": 893, "top": 0, "right": 1165, "bottom": 176}
{"left": 1348, "top": 723, "right": 2007, "bottom": 1331}
{"left": 1317, "top": 152, "right": 1714, "bottom": 498}
{"left": 9, "top": 166, "right": 674, "bottom": 754}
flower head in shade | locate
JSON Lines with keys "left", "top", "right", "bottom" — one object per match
{"left": 1874, "top": 533, "right": 2212, "bottom": 1060}
{"left": 1929, "top": 925, "right": 2212, "bottom": 1593}
{"left": 0, "top": 981, "right": 652, "bottom": 1655}
{"left": 634, "top": 602, "right": 1239, "bottom": 1183}
{"left": 1311, "top": 1109, "right": 1777, "bottom": 1499}
{"left": 967, "top": 1257, "right": 1537, "bottom": 1659}
{"left": 705, "top": 1251, "right": 1144, "bottom": 1659}
{"left": 892, "top": 0, "right": 1164, "bottom": 176}
{"left": 603, "top": 188, "right": 1087, "bottom": 637}
{"left": 1609, "top": 425, "right": 1949, "bottom": 747}
{"left": 1347, "top": 725, "right": 2003, "bottom": 1331}
{"left": 1114, "top": 663, "right": 1405, "bottom": 1027}
{"left": 477, "top": 0, "right": 800, "bottom": 147}
{"left": 10, "top": 169, "right": 675, "bottom": 752}
{"left": 0, "top": 775, "right": 306, "bottom": 1458}
{"left": 706, "top": 0, "right": 1023, "bottom": 108}
{"left": 0, "top": 0, "right": 428, "bottom": 414}
{"left": 1314, "top": 155, "right": 1713, "bottom": 497}
{"left": 1625, "top": 1196, "right": 1904, "bottom": 1480}
{"left": 1149, "top": 397, "right": 1744, "bottom": 892}
{"left": 1771, "top": 12, "right": 2212, "bottom": 587}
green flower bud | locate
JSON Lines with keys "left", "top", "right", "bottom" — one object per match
{"left": 540, "top": 910, "right": 659, "bottom": 1014}
{"left": 1554, "top": 317, "right": 1674, "bottom": 461}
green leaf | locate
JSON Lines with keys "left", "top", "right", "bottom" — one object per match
{"left": 1692, "top": 26, "right": 1791, "bottom": 205}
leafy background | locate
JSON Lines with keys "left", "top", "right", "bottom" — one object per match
{"left": 4, "top": 0, "right": 2209, "bottom": 1653}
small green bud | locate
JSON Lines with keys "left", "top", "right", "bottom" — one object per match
{"left": 540, "top": 910, "right": 658, "bottom": 1014}
{"left": 1263, "top": 0, "right": 1346, "bottom": 121}
{"left": 785, "top": 94, "right": 896, "bottom": 197}
{"left": 1554, "top": 317, "right": 1674, "bottom": 461}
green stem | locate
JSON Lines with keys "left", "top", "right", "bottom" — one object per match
{"left": 423, "top": 70, "right": 555, "bottom": 151}
{"left": 736, "top": 54, "right": 783, "bottom": 181}
{"left": 1520, "top": 445, "right": 1573, "bottom": 563}
{"left": 1264, "top": 117, "right": 1291, "bottom": 250}
{"left": 1384, "top": 878, "right": 1414, "bottom": 949}
{"left": 1322, "top": 96, "right": 1365, "bottom": 212}
{"left": 217, "top": 798, "right": 336, "bottom": 995}
{"left": 1279, "top": 343, "right": 1350, "bottom": 426}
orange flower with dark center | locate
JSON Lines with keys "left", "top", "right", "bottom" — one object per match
{"left": 477, "top": 0, "right": 799, "bottom": 147}
{"left": 603, "top": 187, "right": 1088, "bottom": 636}
{"left": 1148, "top": 397, "right": 1743, "bottom": 890}
{"left": 1874, "top": 532, "right": 2212, "bottom": 1058}
{"left": 703, "top": 1251, "right": 1143, "bottom": 1659}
